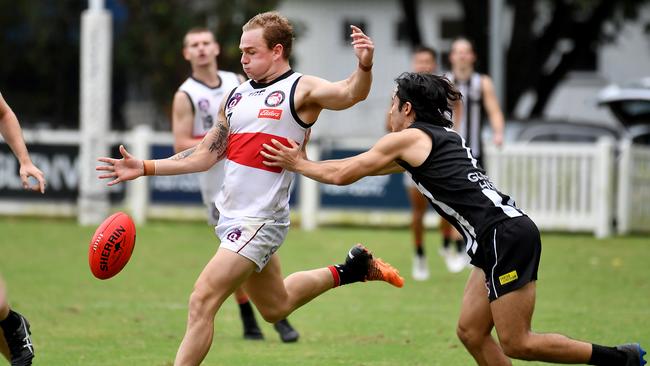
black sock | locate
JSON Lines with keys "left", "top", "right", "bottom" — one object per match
{"left": 415, "top": 245, "right": 425, "bottom": 257}
{"left": 455, "top": 239, "right": 464, "bottom": 253}
{"left": 0, "top": 310, "right": 20, "bottom": 333}
{"left": 329, "top": 263, "right": 365, "bottom": 287}
{"left": 588, "top": 344, "right": 627, "bottom": 365}
{"left": 442, "top": 237, "right": 451, "bottom": 249}
{"left": 239, "top": 301, "right": 254, "bottom": 318}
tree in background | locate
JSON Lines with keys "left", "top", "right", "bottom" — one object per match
{"left": 109, "top": 0, "right": 282, "bottom": 128}
{"left": 0, "top": 0, "right": 279, "bottom": 129}
{"left": 400, "top": 0, "right": 649, "bottom": 118}
{"left": 0, "top": 1, "right": 83, "bottom": 128}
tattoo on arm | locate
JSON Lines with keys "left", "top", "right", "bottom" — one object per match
{"left": 208, "top": 122, "right": 229, "bottom": 159}
{"left": 169, "top": 147, "right": 196, "bottom": 161}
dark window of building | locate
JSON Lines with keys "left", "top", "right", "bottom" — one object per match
{"left": 395, "top": 18, "right": 409, "bottom": 44}
{"left": 440, "top": 18, "right": 463, "bottom": 40}
{"left": 342, "top": 19, "right": 367, "bottom": 44}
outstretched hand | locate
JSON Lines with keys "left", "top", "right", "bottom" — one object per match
{"left": 96, "top": 145, "right": 144, "bottom": 186}
{"left": 350, "top": 25, "right": 374, "bottom": 68}
{"left": 261, "top": 138, "right": 302, "bottom": 172}
{"left": 20, "top": 162, "right": 46, "bottom": 194}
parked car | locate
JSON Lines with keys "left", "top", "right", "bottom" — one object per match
{"left": 597, "top": 77, "right": 650, "bottom": 145}
{"left": 515, "top": 119, "right": 620, "bottom": 143}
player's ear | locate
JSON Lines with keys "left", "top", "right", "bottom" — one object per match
{"left": 404, "top": 101, "right": 413, "bottom": 116}
{"left": 215, "top": 42, "right": 221, "bottom": 57}
{"left": 272, "top": 43, "right": 284, "bottom": 61}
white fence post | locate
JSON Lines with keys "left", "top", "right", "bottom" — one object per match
{"left": 300, "top": 140, "right": 321, "bottom": 231}
{"left": 617, "top": 140, "right": 632, "bottom": 235}
{"left": 127, "top": 125, "right": 152, "bottom": 224}
{"left": 593, "top": 138, "right": 614, "bottom": 238}
{"left": 77, "top": 3, "right": 112, "bottom": 225}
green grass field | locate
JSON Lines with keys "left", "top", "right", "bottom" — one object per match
{"left": 0, "top": 217, "right": 648, "bottom": 365}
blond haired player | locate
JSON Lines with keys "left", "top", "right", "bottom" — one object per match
{"left": 0, "top": 92, "right": 45, "bottom": 366}
{"left": 172, "top": 27, "right": 298, "bottom": 342}
{"left": 98, "top": 12, "right": 403, "bottom": 366}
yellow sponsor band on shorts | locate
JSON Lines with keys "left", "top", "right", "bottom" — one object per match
{"left": 498, "top": 270, "right": 518, "bottom": 285}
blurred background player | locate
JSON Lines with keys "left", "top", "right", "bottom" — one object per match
{"left": 385, "top": 46, "right": 439, "bottom": 280}
{"left": 443, "top": 37, "right": 506, "bottom": 271}
{"left": 0, "top": 92, "right": 45, "bottom": 365}
{"left": 172, "top": 27, "right": 298, "bottom": 342}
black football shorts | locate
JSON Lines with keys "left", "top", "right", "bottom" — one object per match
{"left": 471, "top": 215, "right": 542, "bottom": 302}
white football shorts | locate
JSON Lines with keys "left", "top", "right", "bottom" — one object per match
{"left": 215, "top": 216, "right": 289, "bottom": 271}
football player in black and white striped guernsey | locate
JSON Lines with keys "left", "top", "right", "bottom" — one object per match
{"left": 262, "top": 72, "right": 645, "bottom": 366}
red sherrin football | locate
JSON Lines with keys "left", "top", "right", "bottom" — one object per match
{"left": 88, "top": 212, "right": 136, "bottom": 280}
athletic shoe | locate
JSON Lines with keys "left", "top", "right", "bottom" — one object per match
{"left": 439, "top": 247, "right": 457, "bottom": 272}
{"left": 241, "top": 313, "right": 264, "bottom": 340}
{"left": 347, "top": 244, "right": 404, "bottom": 288}
{"left": 2, "top": 311, "right": 34, "bottom": 366}
{"left": 412, "top": 255, "right": 430, "bottom": 281}
{"left": 616, "top": 343, "right": 647, "bottom": 366}
{"left": 273, "top": 319, "right": 299, "bottom": 343}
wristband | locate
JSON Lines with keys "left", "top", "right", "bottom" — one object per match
{"left": 143, "top": 160, "right": 156, "bottom": 176}
{"left": 358, "top": 62, "right": 373, "bottom": 72}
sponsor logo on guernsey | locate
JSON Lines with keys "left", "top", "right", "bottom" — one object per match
{"left": 498, "top": 270, "right": 518, "bottom": 285}
{"left": 264, "top": 90, "right": 285, "bottom": 107}
{"left": 258, "top": 108, "right": 283, "bottom": 120}
{"left": 467, "top": 171, "right": 496, "bottom": 190}
{"left": 198, "top": 98, "right": 210, "bottom": 112}
{"left": 248, "top": 89, "right": 266, "bottom": 96}
{"left": 227, "top": 93, "right": 242, "bottom": 109}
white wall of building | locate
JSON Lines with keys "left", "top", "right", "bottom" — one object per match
{"left": 279, "top": 0, "right": 461, "bottom": 139}
{"left": 279, "top": 0, "right": 649, "bottom": 135}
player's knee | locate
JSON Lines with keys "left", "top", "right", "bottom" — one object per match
{"left": 257, "top": 305, "right": 289, "bottom": 324}
{"left": 499, "top": 335, "right": 534, "bottom": 360}
{"left": 456, "top": 323, "right": 482, "bottom": 349}
{"left": 187, "top": 283, "right": 223, "bottom": 320}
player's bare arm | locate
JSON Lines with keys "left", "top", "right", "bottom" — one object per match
{"left": 295, "top": 25, "right": 374, "bottom": 123}
{"left": 97, "top": 101, "right": 229, "bottom": 186}
{"left": 481, "top": 75, "right": 504, "bottom": 146}
{"left": 262, "top": 129, "right": 436, "bottom": 185}
{"left": 171, "top": 91, "right": 202, "bottom": 153}
{"left": 0, "top": 93, "right": 46, "bottom": 193}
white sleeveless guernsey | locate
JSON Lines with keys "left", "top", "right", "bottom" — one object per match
{"left": 217, "top": 70, "right": 309, "bottom": 220}
{"left": 178, "top": 70, "right": 240, "bottom": 207}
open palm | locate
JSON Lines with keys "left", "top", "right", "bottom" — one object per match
{"left": 96, "top": 145, "right": 144, "bottom": 186}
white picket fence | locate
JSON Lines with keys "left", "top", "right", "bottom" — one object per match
{"left": 3, "top": 128, "right": 649, "bottom": 237}
{"left": 484, "top": 139, "right": 615, "bottom": 238}
{"left": 617, "top": 140, "right": 650, "bottom": 234}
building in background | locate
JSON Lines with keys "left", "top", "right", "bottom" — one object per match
{"left": 279, "top": 0, "right": 650, "bottom": 139}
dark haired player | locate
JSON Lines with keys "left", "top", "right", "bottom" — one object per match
{"left": 262, "top": 72, "right": 646, "bottom": 366}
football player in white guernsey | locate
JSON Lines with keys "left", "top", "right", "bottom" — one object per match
{"left": 172, "top": 27, "right": 299, "bottom": 343}
{"left": 97, "top": 11, "right": 403, "bottom": 366}
{"left": 0, "top": 92, "right": 43, "bottom": 365}
{"left": 263, "top": 72, "right": 645, "bottom": 366}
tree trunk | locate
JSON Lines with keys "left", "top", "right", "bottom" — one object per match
{"left": 530, "top": 0, "right": 616, "bottom": 116}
